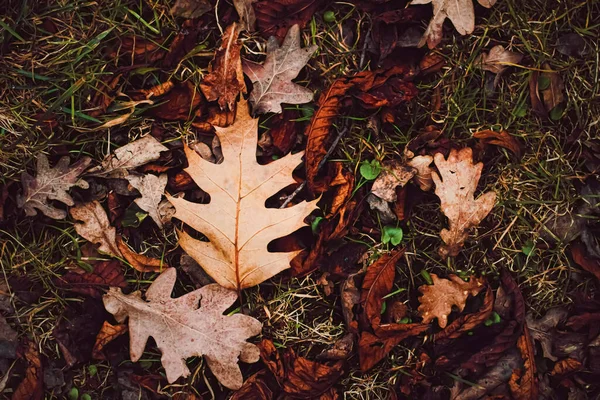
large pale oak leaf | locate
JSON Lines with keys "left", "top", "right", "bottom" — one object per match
{"left": 168, "top": 100, "right": 318, "bottom": 290}
{"left": 103, "top": 268, "right": 262, "bottom": 389}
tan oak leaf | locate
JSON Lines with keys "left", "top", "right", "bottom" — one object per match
{"left": 70, "top": 201, "right": 121, "bottom": 257}
{"left": 168, "top": 100, "right": 318, "bottom": 290}
{"left": 103, "top": 268, "right": 262, "bottom": 389}
{"left": 126, "top": 173, "right": 168, "bottom": 228}
{"left": 478, "top": 45, "right": 523, "bottom": 75}
{"left": 18, "top": 154, "right": 91, "bottom": 219}
{"left": 418, "top": 274, "right": 485, "bottom": 328}
{"left": 243, "top": 24, "right": 317, "bottom": 114}
{"left": 432, "top": 147, "right": 496, "bottom": 258}
{"left": 410, "top": 0, "right": 497, "bottom": 49}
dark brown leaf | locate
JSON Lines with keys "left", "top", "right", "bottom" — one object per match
{"left": 526, "top": 307, "right": 568, "bottom": 361}
{"left": 12, "top": 342, "right": 43, "bottom": 400}
{"left": 108, "top": 36, "right": 167, "bottom": 64}
{"left": 570, "top": 241, "right": 600, "bottom": 281}
{"left": 509, "top": 325, "right": 538, "bottom": 400}
{"left": 92, "top": 321, "right": 128, "bottom": 360}
{"left": 540, "top": 63, "right": 565, "bottom": 113}
{"left": 254, "top": 0, "right": 326, "bottom": 40}
{"left": 473, "top": 130, "right": 523, "bottom": 159}
{"left": 550, "top": 358, "right": 583, "bottom": 377}
{"left": 317, "top": 333, "right": 354, "bottom": 361}
{"left": 230, "top": 370, "right": 273, "bottom": 400}
{"left": 55, "top": 260, "right": 127, "bottom": 299}
{"left": 148, "top": 81, "right": 203, "bottom": 121}
{"left": 529, "top": 70, "right": 547, "bottom": 117}
{"left": 170, "top": 0, "right": 212, "bottom": 18}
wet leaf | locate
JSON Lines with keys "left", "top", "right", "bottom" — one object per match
{"left": 17, "top": 154, "right": 91, "bottom": 219}
{"left": 243, "top": 24, "right": 317, "bottom": 114}
{"left": 168, "top": 100, "right": 317, "bottom": 290}
{"left": 417, "top": 274, "right": 486, "bottom": 328}
{"left": 103, "top": 268, "right": 262, "bottom": 389}
{"left": 432, "top": 147, "right": 496, "bottom": 258}
{"left": 56, "top": 260, "right": 127, "bottom": 299}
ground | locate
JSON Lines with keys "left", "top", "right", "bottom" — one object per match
{"left": 0, "top": 0, "right": 599, "bottom": 399}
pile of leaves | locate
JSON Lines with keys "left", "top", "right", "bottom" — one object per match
{"left": 0, "top": 0, "right": 599, "bottom": 399}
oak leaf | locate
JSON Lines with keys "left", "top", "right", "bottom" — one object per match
{"left": 103, "top": 268, "right": 262, "bottom": 389}
{"left": 168, "top": 100, "right": 318, "bottom": 290}
{"left": 70, "top": 201, "right": 121, "bottom": 257}
{"left": 410, "top": 0, "right": 496, "bottom": 49}
{"left": 18, "top": 154, "right": 91, "bottom": 219}
{"left": 92, "top": 321, "right": 128, "bottom": 360}
{"left": 432, "top": 147, "right": 496, "bottom": 258}
{"left": 478, "top": 45, "right": 523, "bottom": 75}
{"left": 200, "top": 23, "right": 246, "bottom": 111}
{"left": 417, "top": 274, "right": 485, "bottom": 328}
{"left": 243, "top": 24, "right": 317, "bottom": 114}
{"left": 126, "top": 173, "right": 168, "bottom": 228}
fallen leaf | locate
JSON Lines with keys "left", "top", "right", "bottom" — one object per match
{"left": 107, "top": 36, "right": 167, "bottom": 64}
{"left": 509, "top": 325, "right": 538, "bottom": 400}
{"left": 243, "top": 24, "right": 317, "bottom": 114}
{"left": 234, "top": 0, "right": 256, "bottom": 32}
{"left": 148, "top": 81, "right": 203, "bottom": 121}
{"left": 540, "top": 63, "right": 565, "bottom": 116}
{"left": 529, "top": 70, "right": 547, "bottom": 117}
{"left": 478, "top": 45, "right": 523, "bottom": 75}
{"left": 70, "top": 201, "right": 121, "bottom": 257}
{"left": 570, "top": 241, "right": 600, "bottom": 281}
{"left": 140, "top": 80, "right": 175, "bottom": 99}
{"left": 555, "top": 33, "right": 587, "bottom": 58}
{"left": 406, "top": 155, "right": 434, "bottom": 191}
{"left": 230, "top": 370, "right": 272, "bottom": 400}
{"left": 341, "top": 273, "right": 361, "bottom": 332}
{"left": 370, "top": 161, "right": 416, "bottom": 203}
{"left": 361, "top": 250, "right": 404, "bottom": 329}
{"left": 432, "top": 147, "right": 496, "bottom": 258}
{"left": 410, "top": 0, "right": 496, "bottom": 49}
{"left": 526, "top": 307, "right": 568, "bottom": 361}
{"left": 254, "top": 0, "right": 325, "bottom": 40}
{"left": 91, "top": 135, "right": 168, "bottom": 178}
{"left": 0, "top": 314, "right": 17, "bottom": 359}
{"left": 116, "top": 236, "right": 166, "bottom": 273}
{"left": 170, "top": 0, "right": 212, "bottom": 18}
{"left": 103, "top": 268, "right": 262, "bottom": 389}
{"left": 92, "top": 321, "right": 128, "bottom": 360}
{"left": 55, "top": 260, "right": 127, "bottom": 299}
{"left": 550, "top": 358, "right": 583, "bottom": 377}
{"left": 200, "top": 23, "right": 246, "bottom": 111}
{"left": 93, "top": 99, "right": 153, "bottom": 131}
{"left": 417, "top": 274, "right": 486, "bottom": 328}
{"left": 12, "top": 342, "right": 43, "bottom": 400}
{"left": 473, "top": 129, "right": 523, "bottom": 159}
{"left": 317, "top": 333, "right": 354, "bottom": 361}
{"left": 17, "top": 154, "right": 91, "bottom": 219}
{"left": 126, "top": 173, "right": 168, "bottom": 228}
{"left": 88, "top": 74, "right": 122, "bottom": 117}
{"left": 168, "top": 100, "right": 317, "bottom": 290}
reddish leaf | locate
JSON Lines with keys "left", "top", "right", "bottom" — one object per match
{"left": 509, "top": 325, "right": 538, "bottom": 400}
{"left": 88, "top": 74, "right": 122, "bottom": 117}
{"left": 116, "top": 236, "right": 167, "bottom": 273}
{"left": 567, "top": 312, "right": 600, "bottom": 331}
{"left": 254, "top": 0, "right": 326, "bottom": 40}
{"left": 55, "top": 260, "right": 127, "bottom": 299}
{"left": 230, "top": 370, "right": 273, "bottom": 400}
{"left": 12, "top": 342, "right": 43, "bottom": 400}
{"left": 148, "top": 81, "right": 203, "bottom": 121}
{"left": 570, "top": 241, "right": 600, "bottom": 281}
{"left": 550, "top": 358, "right": 583, "bottom": 377}
{"left": 473, "top": 129, "right": 523, "bottom": 159}
{"left": 108, "top": 36, "right": 166, "bottom": 64}
{"left": 92, "top": 321, "right": 128, "bottom": 360}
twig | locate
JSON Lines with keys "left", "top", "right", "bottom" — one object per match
{"left": 280, "top": 127, "right": 349, "bottom": 209}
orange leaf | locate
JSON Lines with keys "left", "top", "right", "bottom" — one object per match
{"left": 56, "top": 260, "right": 127, "bottom": 299}
{"left": 116, "top": 236, "right": 166, "bottom": 273}
{"left": 92, "top": 321, "right": 128, "bottom": 360}
{"left": 551, "top": 358, "right": 583, "bottom": 377}
{"left": 509, "top": 325, "right": 538, "bottom": 400}
{"left": 12, "top": 342, "right": 43, "bottom": 400}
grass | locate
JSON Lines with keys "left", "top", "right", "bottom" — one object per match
{"left": 0, "top": 0, "right": 599, "bottom": 398}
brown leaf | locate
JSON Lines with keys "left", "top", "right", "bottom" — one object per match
{"left": 243, "top": 24, "right": 317, "bottom": 114}
{"left": 12, "top": 342, "right": 43, "bottom": 400}
{"left": 230, "top": 370, "right": 272, "bottom": 400}
{"left": 103, "top": 268, "right": 262, "bottom": 389}
{"left": 341, "top": 274, "right": 361, "bottom": 332}
{"left": 478, "top": 45, "right": 523, "bottom": 75}
{"left": 17, "top": 154, "right": 91, "bottom": 219}
{"left": 254, "top": 0, "right": 325, "bottom": 40}
{"left": 263, "top": 109, "right": 300, "bottom": 155}
{"left": 550, "top": 358, "right": 583, "bottom": 377}
{"left": 361, "top": 250, "right": 404, "bottom": 329}
{"left": 70, "top": 201, "right": 121, "bottom": 257}
{"left": 417, "top": 274, "right": 486, "bottom": 328}
{"left": 419, "top": 53, "right": 445, "bottom": 74}
{"left": 317, "top": 333, "right": 354, "bottom": 361}
{"left": 168, "top": 100, "right": 318, "bottom": 290}
{"left": 108, "top": 36, "right": 166, "bottom": 64}
{"left": 473, "top": 129, "right": 523, "bottom": 159}
{"left": 92, "top": 321, "right": 128, "bottom": 360}
{"left": 370, "top": 161, "right": 416, "bottom": 202}
{"left": 509, "top": 325, "right": 538, "bottom": 400}
{"left": 529, "top": 71, "right": 547, "bottom": 117}
{"left": 88, "top": 74, "right": 122, "bottom": 117}
{"left": 56, "top": 260, "right": 127, "bottom": 299}
{"left": 234, "top": 0, "right": 256, "bottom": 32}
{"left": 116, "top": 236, "right": 166, "bottom": 273}
{"left": 353, "top": 67, "right": 418, "bottom": 109}
{"left": 570, "top": 241, "right": 600, "bottom": 281}
{"left": 125, "top": 173, "right": 168, "bottom": 228}
{"left": 149, "top": 81, "right": 203, "bottom": 121}
{"left": 432, "top": 147, "right": 496, "bottom": 258}
{"left": 327, "top": 162, "right": 355, "bottom": 217}
{"left": 406, "top": 155, "right": 434, "bottom": 191}
{"left": 410, "top": 0, "right": 497, "bottom": 49}
{"left": 526, "top": 307, "right": 568, "bottom": 361}
{"left": 540, "top": 63, "right": 565, "bottom": 113}
{"left": 200, "top": 23, "right": 246, "bottom": 111}
{"left": 140, "top": 80, "right": 175, "bottom": 98}
{"left": 434, "top": 285, "right": 493, "bottom": 344}
{"left": 170, "top": 0, "right": 212, "bottom": 18}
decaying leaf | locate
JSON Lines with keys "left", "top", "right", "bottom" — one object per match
{"left": 234, "top": 0, "right": 256, "bottom": 32}
{"left": 432, "top": 147, "right": 496, "bottom": 258}
{"left": 509, "top": 325, "right": 538, "bottom": 400}
{"left": 540, "top": 63, "right": 565, "bottom": 116}
{"left": 17, "top": 154, "right": 91, "bottom": 219}
{"left": 91, "top": 135, "right": 168, "bottom": 178}
{"left": 115, "top": 236, "right": 166, "bottom": 273}
{"left": 126, "top": 173, "right": 168, "bottom": 228}
{"left": 12, "top": 341, "right": 43, "bottom": 400}
{"left": 407, "top": 155, "right": 434, "bottom": 191}
{"left": 230, "top": 370, "right": 272, "bottom": 400}
{"left": 410, "top": 0, "right": 497, "bottom": 49}
{"left": 200, "top": 23, "right": 246, "bottom": 111}
{"left": 56, "top": 260, "right": 127, "bottom": 299}
{"left": 371, "top": 162, "right": 416, "bottom": 203}
{"left": 170, "top": 0, "right": 211, "bottom": 18}
{"left": 473, "top": 129, "right": 523, "bottom": 159}
{"left": 70, "top": 201, "right": 121, "bottom": 257}
{"left": 149, "top": 81, "right": 203, "bottom": 121}
{"left": 550, "top": 358, "right": 583, "bottom": 376}
{"left": 92, "top": 321, "right": 128, "bottom": 360}
{"left": 254, "top": 0, "right": 325, "bottom": 40}
{"left": 478, "top": 45, "right": 523, "bottom": 75}
{"left": 168, "top": 100, "right": 318, "bottom": 290}
{"left": 243, "top": 24, "right": 317, "bottom": 114}
{"left": 526, "top": 307, "right": 568, "bottom": 361}
{"left": 418, "top": 274, "right": 486, "bottom": 328}
{"left": 103, "top": 268, "right": 262, "bottom": 389}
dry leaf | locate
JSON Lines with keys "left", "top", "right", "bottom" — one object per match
{"left": 432, "top": 147, "right": 496, "bottom": 258}
{"left": 478, "top": 45, "right": 523, "bottom": 75}
{"left": 234, "top": 0, "right": 256, "bottom": 32}
{"left": 243, "top": 24, "right": 317, "bottom": 114}
{"left": 149, "top": 81, "right": 203, "bottom": 121}
{"left": 550, "top": 358, "right": 583, "bottom": 376}
{"left": 509, "top": 326, "right": 538, "bottom": 400}
{"left": 371, "top": 162, "right": 416, "bottom": 203}
{"left": 12, "top": 341, "right": 43, "bottom": 400}
{"left": 417, "top": 274, "right": 485, "bottom": 328}
{"left": 103, "top": 268, "right": 262, "bottom": 389}
{"left": 473, "top": 129, "right": 523, "bottom": 159}
{"left": 410, "top": 0, "right": 497, "bottom": 49}
{"left": 126, "top": 173, "right": 168, "bottom": 228}
{"left": 17, "top": 154, "right": 91, "bottom": 220}
{"left": 55, "top": 260, "right": 127, "bottom": 299}
{"left": 92, "top": 321, "right": 128, "bottom": 360}
{"left": 230, "top": 370, "right": 272, "bottom": 400}
{"left": 91, "top": 135, "right": 168, "bottom": 178}
{"left": 70, "top": 201, "right": 121, "bottom": 257}
{"left": 168, "top": 100, "right": 318, "bottom": 290}
{"left": 116, "top": 236, "right": 166, "bottom": 273}
{"left": 526, "top": 307, "right": 568, "bottom": 361}
{"left": 254, "top": 0, "right": 325, "bottom": 40}
{"left": 540, "top": 63, "right": 565, "bottom": 114}
{"left": 406, "top": 155, "right": 434, "bottom": 191}
{"left": 200, "top": 23, "right": 246, "bottom": 111}
{"left": 170, "top": 0, "right": 211, "bottom": 18}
